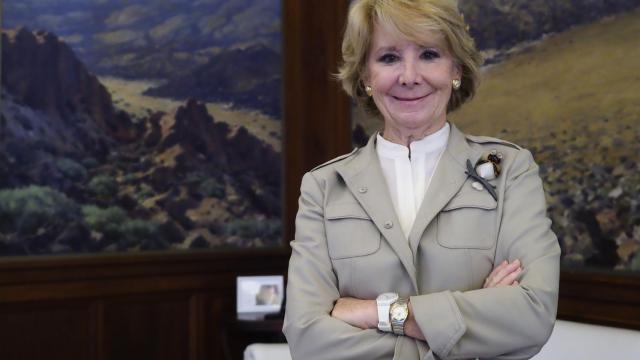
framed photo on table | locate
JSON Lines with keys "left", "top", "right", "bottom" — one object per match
{"left": 237, "top": 275, "right": 284, "bottom": 320}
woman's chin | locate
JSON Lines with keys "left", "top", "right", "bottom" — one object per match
{"left": 389, "top": 113, "right": 442, "bottom": 131}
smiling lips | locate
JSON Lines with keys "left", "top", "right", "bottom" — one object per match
{"left": 391, "top": 93, "right": 429, "bottom": 102}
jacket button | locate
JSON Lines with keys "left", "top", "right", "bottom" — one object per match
{"left": 358, "top": 187, "right": 368, "bottom": 193}
{"left": 384, "top": 221, "right": 393, "bottom": 229}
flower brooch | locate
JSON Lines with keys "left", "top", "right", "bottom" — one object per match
{"left": 465, "top": 150, "right": 503, "bottom": 201}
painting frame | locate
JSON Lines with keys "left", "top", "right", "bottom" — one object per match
{"left": 0, "top": 0, "right": 351, "bottom": 300}
{"left": 0, "top": 0, "right": 288, "bottom": 258}
{"left": 0, "top": 1, "right": 353, "bottom": 358}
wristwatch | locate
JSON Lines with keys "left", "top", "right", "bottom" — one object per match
{"left": 390, "top": 298, "right": 410, "bottom": 336}
{"left": 376, "top": 292, "right": 398, "bottom": 332}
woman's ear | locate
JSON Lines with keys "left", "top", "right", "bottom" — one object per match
{"left": 452, "top": 62, "right": 462, "bottom": 81}
{"left": 360, "top": 71, "right": 369, "bottom": 87}
{"left": 359, "top": 73, "right": 370, "bottom": 95}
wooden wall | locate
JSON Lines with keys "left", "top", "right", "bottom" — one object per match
{"left": 0, "top": 1, "right": 638, "bottom": 360}
{"left": 0, "top": 251, "right": 289, "bottom": 360}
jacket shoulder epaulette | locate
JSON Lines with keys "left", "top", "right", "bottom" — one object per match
{"left": 465, "top": 134, "right": 522, "bottom": 150}
{"left": 310, "top": 147, "right": 360, "bottom": 172}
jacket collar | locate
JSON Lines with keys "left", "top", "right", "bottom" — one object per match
{"left": 335, "top": 122, "right": 483, "bottom": 292}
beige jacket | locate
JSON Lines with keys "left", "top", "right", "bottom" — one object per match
{"left": 283, "top": 123, "right": 560, "bottom": 360}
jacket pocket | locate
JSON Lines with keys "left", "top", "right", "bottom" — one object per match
{"left": 325, "top": 203, "right": 381, "bottom": 259}
{"left": 436, "top": 186, "right": 497, "bottom": 250}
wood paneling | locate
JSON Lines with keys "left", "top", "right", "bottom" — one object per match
{"left": 102, "top": 295, "right": 190, "bottom": 360}
{"left": 283, "top": 0, "right": 351, "bottom": 242}
{"left": 0, "top": 250, "right": 289, "bottom": 360}
{"left": 558, "top": 271, "right": 640, "bottom": 329}
{"left": 0, "top": 301, "right": 93, "bottom": 359}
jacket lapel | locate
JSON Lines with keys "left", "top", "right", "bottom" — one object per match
{"left": 408, "top": 123, "right": 483, "bottom": 258}
{"left": 336, "top": 135, "right": 418, "bottom": 292}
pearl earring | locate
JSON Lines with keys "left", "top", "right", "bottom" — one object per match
{"left": 365, "top": 85, "right": 373, "bottom": 97}
{"left": 452, "top": 79, "right": 461, "bottom": 90}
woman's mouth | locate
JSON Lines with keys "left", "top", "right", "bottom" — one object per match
{"left": 391, "top": 94, "right": 429, "bottom": 102}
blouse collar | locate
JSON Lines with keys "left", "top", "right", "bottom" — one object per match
{"left": 376, "top": 122, "right": 450, "bottom": 159}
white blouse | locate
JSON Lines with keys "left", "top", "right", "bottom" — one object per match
{"left": 376, "top": 123, "right": 450, "bottom": 238}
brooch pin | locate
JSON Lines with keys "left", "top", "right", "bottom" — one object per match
{"left": 465, "top": 150, "right": 503, "bottom": 201}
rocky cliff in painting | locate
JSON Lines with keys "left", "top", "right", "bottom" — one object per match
{"left": 2, "top": 0, "right": 283, "bottom": 118}
{"left": 1, "top": 28, "right": 137, "bottom": 143}
{"left": 1, "top": 27, "right": 137, "bottom": 191}
{"left": 0, "top": 28, "right": 282, "bottom": 256}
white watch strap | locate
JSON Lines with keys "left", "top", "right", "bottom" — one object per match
{"left": 377, "top": 303, "right": 392, "bottom": 332}
{"left": 376, "top": 293, "right": 397, "bottom": 332}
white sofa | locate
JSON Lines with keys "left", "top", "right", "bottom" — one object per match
{"left": 244, "top": 320, "right": 640, "bottom": 360}
{"left": 244, "top": 343, "right": 291, "bottom": 360}
{"left": 532, "top": 320, "right": 640, "bottom": 359}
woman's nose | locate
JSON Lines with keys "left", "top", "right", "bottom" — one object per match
{"left": 399, "top": 59, "right": 420, "bottom": 86}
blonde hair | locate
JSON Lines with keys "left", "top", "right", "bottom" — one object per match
{"left": 338, "top": 0, "right": 482, "bottom": 117}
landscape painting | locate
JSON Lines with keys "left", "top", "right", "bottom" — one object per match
{"left": 0, "top": 0, "right": 283, "bottom": 256}
{"left": 352, "top": 0, "right": 640, "bottom": 272}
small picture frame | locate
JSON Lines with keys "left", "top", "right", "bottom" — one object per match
{"left": 236, "top": 275, "right": 284, "bottom": 319}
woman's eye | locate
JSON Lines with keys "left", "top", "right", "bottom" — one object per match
{"left": 378, "top": 53, "right": 399, "bottom": 64}
{"left": 421, "top": 50, "right": 440, "bottom": 60}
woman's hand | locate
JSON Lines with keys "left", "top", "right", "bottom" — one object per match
{"left": 484, "top": 259, "right": 522, "bottom": 288}
{"left": 330, "top": 297, "right": 377, "bottom": 330}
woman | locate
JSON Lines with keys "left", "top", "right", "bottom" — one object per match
{"left": 283, "top": 0, "right": 560, "bottom": 359}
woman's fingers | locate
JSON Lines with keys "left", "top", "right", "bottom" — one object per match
{"left": 484, "top": 260, "right": 508, "bottom": 287}
{"left": 484, "top": 259, "right": 522, "bottom": 288}
{"left": 488, "top": 259, "right": 520, "bottom": 287}
{"left": 497, "top": 266, "right": 522, "bottom": 286}
{"left": 488, "top": 260, "right": 508, "bottom": 280}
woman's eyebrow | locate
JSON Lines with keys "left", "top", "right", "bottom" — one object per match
{"left": 374, "top": 46, "right": 398, "bottom": 53}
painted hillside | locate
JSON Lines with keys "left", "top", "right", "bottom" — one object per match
{"left": 0, "top": 28, "right": 281, "bottom": 256}
{"left": 352, "top": 6, "right": 640, "bottom": 272}
{"left": 452, "top": 9, "right": 640, "bottom": 272}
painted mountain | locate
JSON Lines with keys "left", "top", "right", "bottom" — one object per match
{"left": 144, "top": 44, "right": 282, "bottom": 118}
{"left": 459, "top": 0, "right": 640, "bottom": 51}
{"left": 353, "top": 1, "right": 640, "bottom": 272}
{"left": 2, "top": 0, "right": 282, "bottom": 117}
{"left": 0, "top": 1, "right": 283, "bottom": 256}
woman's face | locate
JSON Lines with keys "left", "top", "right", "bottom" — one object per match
{"left": 364, "top": 23, "right": 460, "bottom": 134}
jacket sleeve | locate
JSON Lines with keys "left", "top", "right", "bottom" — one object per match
{"left": 410, "top": 149, "right": 561, "bottom": 360}
{"left": 283, "top": 172, "right": 396, "bottom": 360}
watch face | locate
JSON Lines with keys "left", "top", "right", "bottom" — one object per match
{"left": 391, "top": 306, "right": 408, "bottom": 321}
